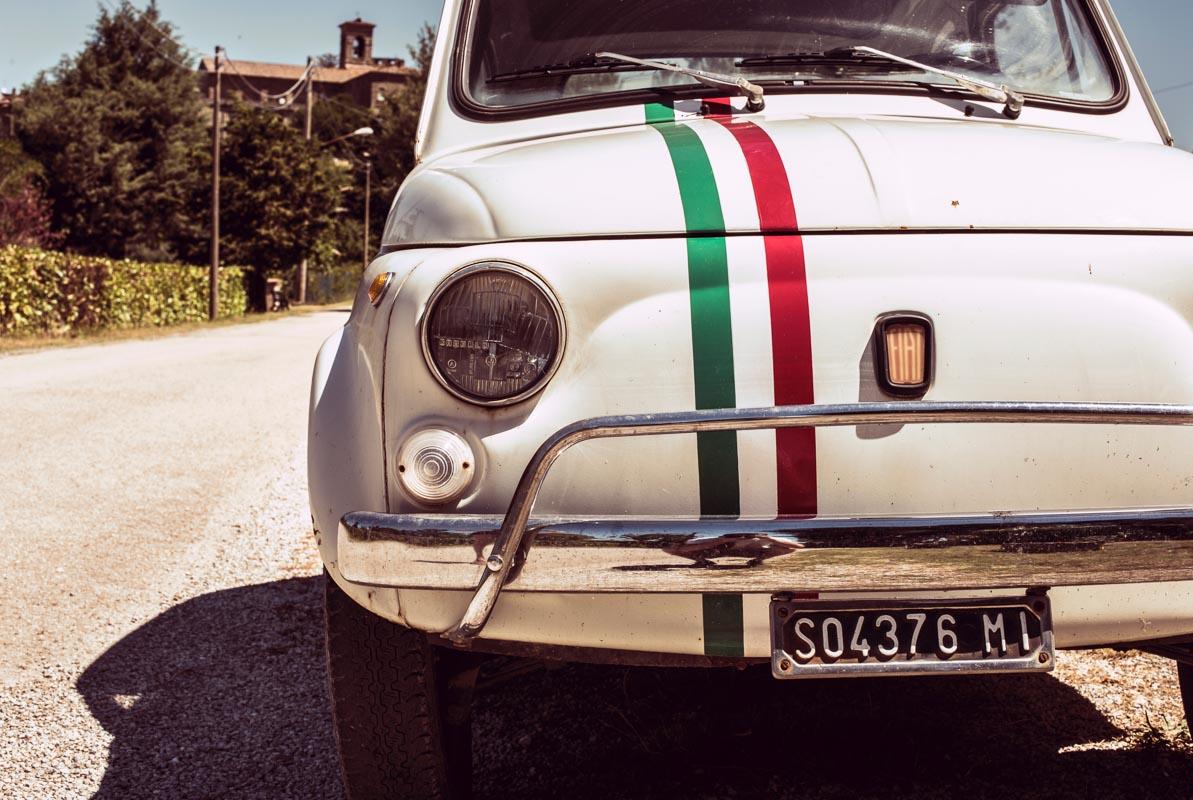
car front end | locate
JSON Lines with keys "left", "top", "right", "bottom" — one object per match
{"left": 309, "top": 0, "right": 1193, "bottom": 794}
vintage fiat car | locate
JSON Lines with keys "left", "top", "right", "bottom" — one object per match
{"left": 309, "top": 0, "right": 1193, "bottom": 795}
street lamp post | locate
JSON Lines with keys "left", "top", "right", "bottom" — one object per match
{"left": 209, "top": 46, "right": 223, "bottom": 321}
{"left": 298, "top": 56, "right": 314, "bottom": 305}
{"left": 320, "top": 126, "right": 373, "bottom": 148}
{"left": 363, "top": 154, "right": 372, "bottom": 271}
{"left": 310, "top": 126, "right": 374, "bottom": 301}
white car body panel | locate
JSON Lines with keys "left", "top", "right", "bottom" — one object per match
{"left": 390, "top": 115, "right": 1193, "bottom": 247}
{"left": 311, "top": 0, "right": 1193, "bottom": 659}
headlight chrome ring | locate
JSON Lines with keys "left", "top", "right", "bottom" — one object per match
{"left": 420, "top": 261, "right": 565, "bottom": 407}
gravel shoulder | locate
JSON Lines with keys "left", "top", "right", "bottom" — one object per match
{"left": 0, "top": 313, "right": 345, "bottom": 799}
{"left": 0, "top": 310, "right": 1188, "bottom": 799}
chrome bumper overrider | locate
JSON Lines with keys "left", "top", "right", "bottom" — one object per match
{"left": 336, "top": 402, "right": 1193, "bottom": 644}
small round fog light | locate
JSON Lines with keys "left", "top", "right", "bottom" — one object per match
{"left": 396, "top": 429, "right": 474, "bottom": 504}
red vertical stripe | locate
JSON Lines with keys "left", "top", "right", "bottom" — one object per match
{"left": 710, "top": 117, "right": 818, "bottom": 516}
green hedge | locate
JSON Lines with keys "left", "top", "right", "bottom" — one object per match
{"left": 0, "top": 245, "right": 247, "bottom": 335}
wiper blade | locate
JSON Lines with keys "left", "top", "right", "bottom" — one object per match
{"left": 737, "top": 49, "right": 897, "bottom": 68}
{"left": 595, "top": 51, "right": 765, "bottom": 112}
{"left": 490, "top": 55, "right": 652, "bottom": 82}
{"left": 738, "top": 46, "right": 1024, "bottom": 119}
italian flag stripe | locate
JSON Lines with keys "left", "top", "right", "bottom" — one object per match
{"left": 645, "top": 101, "right": 676, "bottom": 124}
{"left": 649, "top": 100, "right": 818, "bottom": 655}
{"left": 708, "top": 115, "right": 818, "bottom": 516}
{"left": 650, "top": 113, "right": 741, "bottom": 517}
{"left": 702, "top": 593, "right": 746, "bottom": 657}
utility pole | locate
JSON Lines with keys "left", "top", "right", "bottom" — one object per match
{"left": 363, "top": 154, "right": 372, "bottom": 270}
{"left": 304, "top": 57, "right": 314, "bottom": 141}
{"left": 298, "top": 56, "right": 313, "bottom": 304}
{"left": 209, "top": 46, "right": 223, "bottom": 321}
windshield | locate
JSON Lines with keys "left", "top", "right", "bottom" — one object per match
{"left": 462, "top": 0, "right": 1117, "bottom": 110}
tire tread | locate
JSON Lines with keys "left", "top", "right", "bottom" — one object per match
{"left": 324, "top": 571, "right": 452, "bottom": 799}
{"left": 1180, "top": 662, "right": 1192, "bottom": 727}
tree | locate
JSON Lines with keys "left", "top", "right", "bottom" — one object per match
{"left": 219, "top": 104, "right": 340, "bottom": 309}
{"left": 0, "top": 140, "right": 59, "bottom": 248}
{"left": 17, "top": 0, "right": 206, "bottom": 261}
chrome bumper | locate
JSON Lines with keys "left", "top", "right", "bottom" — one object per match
{"left": 336, "top": 402, "right": 1193, "bottom": 644}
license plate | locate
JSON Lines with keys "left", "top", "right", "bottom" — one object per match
{"left": 770, "top": 595, "right": 1054, "bottom": 678}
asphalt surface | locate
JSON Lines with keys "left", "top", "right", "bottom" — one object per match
{"left": 1, "top": 312, "right": 1190, "bottom": 799}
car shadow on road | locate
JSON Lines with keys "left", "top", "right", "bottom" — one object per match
{"left": 476, "top": 661, "right": 1193, "bottom": 800}
{"left": 77, "top": 577, "right": 344, "bottom": 800}
{"left": 78, "top": 578, "right": 1190, "bottom": 800}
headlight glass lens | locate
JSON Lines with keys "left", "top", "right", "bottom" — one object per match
{"left": 424, "top": 265, "right": 562, "bottom": 403}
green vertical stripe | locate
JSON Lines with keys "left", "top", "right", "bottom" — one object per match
{"left": 653, "top": 121, "right": 740, "bottom": 517}
{"left": 702, "top": 593, "right": 745, "bottom": 657}
{"left": 645, "top": 102, "right": 676, "bottom": 124}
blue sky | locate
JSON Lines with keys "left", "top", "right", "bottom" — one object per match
{"left": 0, "top": 1, "right": 445, "bottom": 83}
{"left": 2, "top": 1, "right": 1191, "bottom": 145}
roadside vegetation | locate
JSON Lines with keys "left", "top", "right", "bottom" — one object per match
{"left": 0, "top": 1, "right": 433, "bottom": 330}
{"left": 0, "top": 245, "right": 246, "bottom": 336}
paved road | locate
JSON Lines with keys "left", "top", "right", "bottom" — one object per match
{"left": 1, "top": 312, "right": 1189, "bottom": 799}
{"left": 0, "top": 313, "right": 346, "bottom": 799}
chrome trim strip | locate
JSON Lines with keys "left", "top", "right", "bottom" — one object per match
{"left": 348, "top": 401, "right": 1193, "bottom": 643}
{"left": 379, "top": 227, "right": 1193, "bottom": 254}
{"left": 1094, "top": 0, "right": 1174, "bottom": 146}
{"left": 339, "top": 506, "right": 1193, "bottom": 591}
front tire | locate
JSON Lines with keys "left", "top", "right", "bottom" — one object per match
{"left": 324, "top": 571, "right": 476, "bottom": 799}
{"left": 1180, "top": 662, "right": 1192, "bottom": 726}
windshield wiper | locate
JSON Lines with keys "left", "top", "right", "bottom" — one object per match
{"left": 740, "top": 45, "right": 1024, "bottom": 119}
{"left": 595, "top": 51, "right": 765, "bottom": 112}
{"left": 490, "top": 55, "right": 653, "bottom": 82}
{"left": 737, "top": 49, "right": 898, "bottom": 68}
{"left": 844, "top": 46, "right": 1024, "bottom": 119}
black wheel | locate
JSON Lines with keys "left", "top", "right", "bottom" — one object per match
{"left": 324, "top": 570, "right": 478, "bottom": 799}
{"left": 1180, "top": 662, "right": 1192, "bottom": 725}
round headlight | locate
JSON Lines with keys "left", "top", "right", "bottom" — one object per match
{"left": 422, "top": 263, "right": 564, "bottom": 405}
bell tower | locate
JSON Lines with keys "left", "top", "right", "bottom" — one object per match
{"left": 339, "top": 18, "right": 376, "bottom": 68}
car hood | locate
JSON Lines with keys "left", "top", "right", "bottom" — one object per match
{"left": 383, "top": 113, "right": 1193, "bottom": 246}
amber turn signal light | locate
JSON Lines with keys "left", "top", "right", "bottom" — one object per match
{"left": 368, "top": 272, "right": 394, "bottom": 306}
{"left": 873, "top": 313, "right": 934, "bottom": 398}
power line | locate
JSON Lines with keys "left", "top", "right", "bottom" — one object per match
{"left": 96, "top": 0, "right": 196, "bottom": 72}
{"left": 1154, "top": 79, "right": 1193, "bottom": 95}
{"left": 123, "top": 0, "right": 206, "bottom": 61}
{"left": 98, "top": 1, "right": 370, "bottom": 121}
{"left": 312, "top": 79, "right": 382, "bottom": 123}
{"left": 97, "top": 0, "right": 201, "bottom": 70}
{"left": 223, "top": 55, "right": 314, "bottom": 102}
{"left": 100, "top": 0, "right": 312, "bottom": 109}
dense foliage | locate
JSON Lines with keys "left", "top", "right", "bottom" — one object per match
{"left": 219, "top": 105, "right": 341, "bottom": 308}
{"left": 0, "top": 246, "right": 245, "bottom": 335}
{"left": 0, "top": 141, "right": 58, "bottom": 249}
{"left": 16, "top": 1, "right": 207, "bottom": 262}
{"left": 6, "top": 3, "right": 436, "bottom": 310}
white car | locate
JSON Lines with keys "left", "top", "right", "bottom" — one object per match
{"left": 309, "top": 0, "right": 1193, "bottom": 794}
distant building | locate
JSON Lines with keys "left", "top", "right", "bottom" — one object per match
{"left": 198, "top": 18, "right": 413, "bottom": 111}
{"left": 0, "top": 90, "right": 17, "bottom": 138}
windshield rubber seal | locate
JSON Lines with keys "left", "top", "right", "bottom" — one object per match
{"left": 449, "top": 0, "right": 1127, "bottom": 122}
